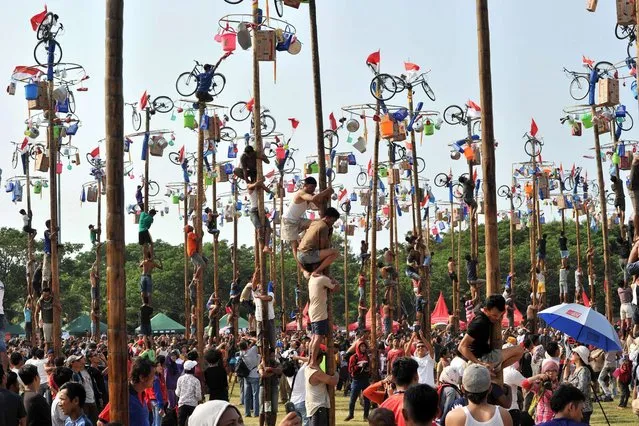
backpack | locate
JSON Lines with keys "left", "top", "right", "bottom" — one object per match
{"left": 235, "top": 356, "right": 251, "bottom": 378}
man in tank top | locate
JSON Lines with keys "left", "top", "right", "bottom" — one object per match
{"left": 281, "top": 177, "right": 333, "bottom": 261}
{"left": 304, "top": 351, "right": 338, "bottom": 426}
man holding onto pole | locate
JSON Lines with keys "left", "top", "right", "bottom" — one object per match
{"left": 138, "top": 208, "right": 156, "bottom": 259}
{"left": 297, "top": 207, "right": 340, "bottom": 277}
{"left": 281, "top": 177, "right": 333, "bottom": 262}
{"left": 306, "top": 273, "right": 338, "bottom": 363}
{"left": 185, "top": 225, "right": 206, "bottom": 284}
{"left": 34, "top": 287, "right": 61, "bottom": 353}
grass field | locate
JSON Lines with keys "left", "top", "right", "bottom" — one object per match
{"left": 228, "top": 385, "right": 638, "bottom": 426}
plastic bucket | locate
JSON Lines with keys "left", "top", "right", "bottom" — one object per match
{"left": 172, "top": 194, "right": 179, "bottom": 204}
{"left": 25, "top": 83, "right": 38, "bottom": 100}
{"left": 221, "top": 32, "right": 237, "bottom": 52}
{"left": 52, "top": 86, "right": 68, "bottom": 103}
{"left": 581, "top": 113, "right": 593, "bottom": 129}
{"left": 380, "top": 115, "right": 394, "bottom": 139}
{"left": 424, "top": 119, "right": 434, "bottom": 136}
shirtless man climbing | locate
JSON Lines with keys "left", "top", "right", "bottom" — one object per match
{"left": 139, "top": 252, "right": 162, "bottom": 305}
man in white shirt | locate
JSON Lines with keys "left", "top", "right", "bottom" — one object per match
{"left": 254, "top": 281, "right": 276, "bottom": 349}
{"left": 405, "top": 331, "right": 435, "bottom": 387}
{"left": 450, "top": 349, "right": 468, "bottom": 379}
{"left": 307, "top": 274, "right": 338, "bottom": 364}
{"left": 288, "top": 362, "right": 309, "bottom": 426}
{"left": 503, "top": 363, "right": 525, "bottom": 425}
{"left": 51, "top": 366, "right": 73, "bottom": 426}
{"left": 24, "top": 348, "right": 49, "bottom": 395}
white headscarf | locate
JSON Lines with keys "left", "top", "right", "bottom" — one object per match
{"left": 439, "top": 365, "right": 461, "bottom": 386}
{"left": 187, "top": 400, "right": 239, "bottom": 426}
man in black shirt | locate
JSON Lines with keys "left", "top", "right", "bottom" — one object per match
{"left": 537, "top": 234, "right": 547, "bottom": 271}
{"left": 458, "top": 295, "right": 524, "bottom": 375}
{"left": 0, "top": 365, "right": 27, "bottom": 426}
{"left": 611, "top": 175, "right": 626, "bottom": 231}
{"left": 140, "top": 298, "right": 154, "bottom": 337}
{"left": 558, "top": 231, "right": 569, "bottom": 268}
{"left": 18, "top": 364, "right": 50, "bottom": 426}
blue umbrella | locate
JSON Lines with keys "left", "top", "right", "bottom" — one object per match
{"left": 538, "top": 303, "right": 621, "bottom": 352}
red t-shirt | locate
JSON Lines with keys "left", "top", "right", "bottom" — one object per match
{"left": 187, "top": 232, "right": 198, "bottom": 256}
{"left": 358, "top": 275, "right": 366, "bottom": 288}
{"left": 381, "top": 393, "right": 405, "bottom": 426}
{"left": 387, "top": 348, "right": 405, "bottom": 371}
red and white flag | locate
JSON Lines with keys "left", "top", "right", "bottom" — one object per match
{"left": 530, "top": 118, "right": 539, "bottom": 137}
{"left": 404, "top": 62, "right": 420, "bottom": 72}
{"left": 559, "top": 163, "right": 565, "bottom": 181}
{"left": 178, "top": 145, "right": 185, "bottom": 163}
{"left": 89, "top": 146, "right": 100, "bottom": 158}
{"left": 19, "top": 138, "right": 29, "bottom": 153}
{"left": 288, "top": 117, "right": 300, "bottom": 129}
{"left": 12, "top": 66, "right": 42, "bottom": 81}
{"left": 571, "top": 163, "right": 576, "bottom": 177}
{"left": 582, "top": 55, "right": 594, "bottom": 67}
{"left": 338, "top": 188, "right": 347, "bottom": 201}
{"left": 30, "top": 5, "right": 47, "bottom": 31}
{"left": 366, "top": 50, "right": 380, "bottom": 66}
{"left": 139, "top": 90, "right": 148, "bottom": 111}
{"left": 467, "top": 100, "right": 482, "bottom": 118}
{"left": 328, "top": 112, "right": 337, "bottom": 131}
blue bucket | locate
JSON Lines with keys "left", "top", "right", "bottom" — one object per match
{"left": 25, "top": 82, "right": 38, "bottom": 100}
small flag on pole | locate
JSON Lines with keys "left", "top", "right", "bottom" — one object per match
{"left": 89, "top": 146, "right": 100, "bottom": 158}
{"left": 404, "top": 62, "right": 420, "bottom": 72}
{"left": 366, "top": 50, "right": 380, "bottom": 66}
{"left": 30, "top": 5, "right": 48, "bottom": 31}
{"left": 530, "top": 118, "right": 539, "bottom": 137}
{"left": 328, "top": 112, "right": 337, "bottom": 131}
{"left": 139, "top": 90, "right": 148, "bottom": 111}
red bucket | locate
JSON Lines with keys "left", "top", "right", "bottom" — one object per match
{"left": 221, "top": 32, "right": 237, "bottom": 52}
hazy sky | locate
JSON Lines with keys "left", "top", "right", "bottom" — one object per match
{"left": 0, "top": 1, "right": 633, "bottom": 251}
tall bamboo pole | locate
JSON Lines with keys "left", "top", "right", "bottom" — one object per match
{"left": 196, "top": 103, "right": 205, "bottom": 357}
{"left": 393, "top": 200, "right": 400, "bottom": 317}
{"left": 530, "top": 153, "right": 539, "bottom": 311}
{"left": 184, "top": 183, "right": 190, "bottom": 338}
{"left": 369, "top": 101, "right": 381, "bottom": 380}
{"left": 105, "top": 0, "right": 128, "bottom": 421}
{"left": 93, "top": 178, "right": 102, "bottom": 340}
{"left": 591, "top": 105, "right": 613, "bottom": 321}
{"left": 211, "top": 149, "right": 219, "bottom": 338}
{"left": 144, "top": 111, "right": 150, "bottom": 213}
{"left": 575, "top": 208, "right": 582, "bottom": 270}
{"left": 47, "top": 62, "right": 61, "bottom": 356}
{"left": 25, "top": 157, "right": 35, "bottom": 346}
{"left": 344, "top": 210, "right": 349, "bottom": 328}
{"left": 232, "top": 184, "right": 239, "bottom": 338}
{"left": 388, "top": 161, "right": 395, "bottom": 323}
{"left": 585, "top": 205, "right": 595, "bottom": 305}
{"left": 279, "top": 177, "right": 286, "bottom": 331}
{"left": 476, "top": 0, "right": 501, "bottom": 358}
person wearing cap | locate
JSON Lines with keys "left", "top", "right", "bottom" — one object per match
{"left": 405, "top": 331, "right": 435, "bottom": 387}
{"left": 175, "top": 360, "right": 201, "bottom": 426}
{"left": 281, "top": 176, "right": 334, "bottom": 261}
{"left": 520, "top": 359, "right": 560, "bottom": 424}
{"left": 562, "top": 346, "right": 592, "bottom": 423}
{"left": 138, "top": 208, "right": 156, "bottom": 259}
{"left": 67, "top": 353, "right": 98, "bottom": 424}
{"left": 446, "top": 364, "right": 512, "bottom": 426}
{"left": 458, "top": 295, "right": 525, "bottom": 375}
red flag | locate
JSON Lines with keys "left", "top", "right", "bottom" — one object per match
{"left": 30, "top": 5, "right": 48, "bottom": 31}
{"left": 288, "top": 118, "right": 300, "bottom": 129}
{"left": 338, "top": 188, "right": 347, "bottom": 201}
{"left": 571, "top": 163, "right": 576, "bottom": 177}
{"left": 89, "top": 146, "right": 100, "bottom": 158}
{"left": 473, "top": 169, "right": 478, "bottom": 182}
{"left": 139, "top": 90, "right": 148, "bottom": 111}
{"left": 367, "top": 159, "right": 373, "bottom": 177}
{"left": 19, "top": 138, "right": 29, "bottom": 153}
{"left": 264, "top": 169, "right": 275, "bottom": 179}
{"left": 178, "top": 145, "right": 185, "bottom": 163}
{"left": 366, "top": 50, "right": 380, "bottom": 66}
{"left": 530, "top": 118, "right": 538, "bottom": 137}
{"left": 329, "top": 112, "right": 337, "bottom": 131}
{"left": 467, "top": 100, "right": 482, "bottom": 112}
{"left": 404, "top": 62, "right": 420, "bottom": 72}
{"left": 582, "top": 55, "right": 594, "bottom": 67}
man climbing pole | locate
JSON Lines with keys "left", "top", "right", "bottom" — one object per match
{"left": 138, "top": 208, "right": 156, "bottom": 259}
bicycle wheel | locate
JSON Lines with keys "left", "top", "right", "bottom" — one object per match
{"left": 168, "top": 152, "right": 182, "bottom": 165}
{"left": 524, "top": 139, "right": 541, "bottom": 157}
{"left": 34, "top": 39, "right": 63, "bottom": 67}
{"left": 619, "top": 112, "right": 634, "bottom": 131}
{"left": 569, "top": 76, "right": 590, "bottom": 101}
{"left": 615, "top": 24, "right": 633, "bottom": 40}
{"left": 594, "top": 61, "right": 615, "bottom": 79}
{"left": 132, "top": 111, "right": 141, "bottom": 131}
{"left": 563, "top": 177, "right": 574, "bottom": 192}
{"left": 235, "top": 179, "right": 247, "bottom": 192}
{"left": 472, "top": 120, "right": 482, "bottom": 136}
{"left": 224, "top": 0, "right": 243, "bottom": 3}
{"left": 453, "top": 183, "right": 464, "bottom": 199}
{"left": 370, "top": 74, "right": 397, "bottom": 101}
{"left": 356, "top": 172, "right": 368, "bottom": 187}
{"left": 273, "top": 0, "right": 284, "bottom": 17}
{"left": 421, "top": 81, "right": 436, "bottom": 101}
{"left": 323, "top": 129, "right": 339, "bottom": 150}
{"left": 392, "top": 75, "right": 406, "bottom": 93}
{"left": 589, "top": 182, "right": 599, "bottom": 197}
{"left": 395, "top": 145, "right": 406, "bottom": 161}
{"left": 152, "top": 96, "right": 174, "bottom": 113}
{"left": 30, "top": 144, "right": 45, "bottom": 160}
{"left": 415, "top": 157, "right": 426, "bottom": 173}
{"left": 220, "top": 126, "right": 237, "bottom": 141}
{"left": 66, "top": 90, "right": 76, "bottom": 114}
{"left": 36, "top": 13, "right": 55, "bottom": 41}
{"left": 209, "top": 73, "right": 227, "bottom": 97}
{"left": 86, "top": 153, "right": 100, "bottom": 167}
{"left": 259, "top": 115, "right": 276, "bottom": 136}
{"left": 230, "top": 102, "right": 251, "bottom": 121}
{"left": 176, "top": 72, "right": 198, "bottom": 97}
{"left": 283, "top": 156, "right": 295, "bottom": 174}
{"left": 513, "top": 196, "right": 523, "bottom": 209}
{"left": 434, "top": 173, "right": 449, "bottom": 188}
{"left": 607, "top": 192, "right": 615, "bottom": 205}
{"left": 497, "top": 185, "right": 511, "bottom": 198}
{"left": 443, "top": 105, "right": 463, "bottom": 125}
{"left": 148, "top": 181, "right": 160, "bottom": 197}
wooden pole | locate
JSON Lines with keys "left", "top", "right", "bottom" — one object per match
{"left": 575, "top": 207, "right": 582, "bottom": 270}
{"left": 509, "top": 199, "right": 515, "bottom": 293}
{"left": 47, "top": 65, "right": 61, "bottom": 356}
{"left": 369, "top": 100, "right": 381, "bottom": 380}
{"left": 93, "top": 178, "right": 102, "bottom": 340}
{"left": 105, "top": 0, "right": 128, "bottom": 421}
{"left": 467, "top": 120, "right": 476, "bottom": 260}
{"left": 388, "top": 162, "right": 395, "bottom": 323}
{"left": 211, "top": 149, "right": 219, "bottom": 338}
{"left": 591, "top": 105, "right": 613, "bottom": 321}
{"left": 344, "top": 210, "right": 349, "bottom": 328}
{"left": 25, "top": 157, "right": 36, "bottom": 347}
{"left": 184, "top": 183, "right": 190, "bottom": 338}
{"left": 393, "top": 201, "right": 401, "bottom": 318}
{"left": 585, "top": 205, "right": 595, "bottom": 306}
{"left": 196, "top": 103, "right": 205, "bottom": 357}
{"left": 279, "top": 176, "right": 286, "bottom": 331}
{"left": 144, "top": 111, "right": 150, "bottom": 213}
{"left": 232, "top": 184, "right": 239, "bottom": 339}
{"left": 476, "top": 0, "right": 501, "bottom": 361}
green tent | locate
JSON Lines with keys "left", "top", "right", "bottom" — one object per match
{"left": 5, "top": 322, "right": 25, "bottom": 336}
{"left": 63, "top": 314, "right": 107, "bottom": 336}
{"left": 135, "top": 313, "right": 185, "bottom": 334}
{"left": 219, "top": 314, "right": 249, "bottom": 329}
